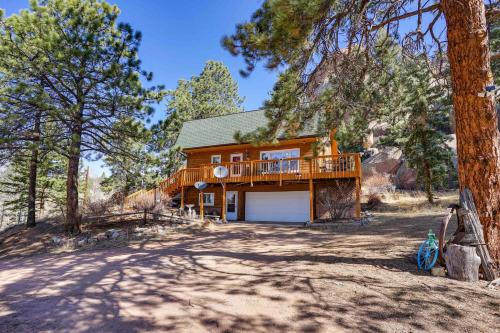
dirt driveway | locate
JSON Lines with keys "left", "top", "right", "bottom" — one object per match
{"left": 0, "top": 212, "right": 498, "bottom": 333}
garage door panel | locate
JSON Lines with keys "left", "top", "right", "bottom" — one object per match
{"left": 245, "top": 191, "right": 309, "bottom": 223}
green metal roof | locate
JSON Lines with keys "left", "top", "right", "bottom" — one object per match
{"left": 175, "top": 109, "right": 319, "bottom": 150}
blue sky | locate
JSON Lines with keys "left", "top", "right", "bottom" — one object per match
{"left": 0, "top": 0, "right": 277, "bottom": 175}
{"left": 0, "top": 1, "right": 446, "bottom": 176}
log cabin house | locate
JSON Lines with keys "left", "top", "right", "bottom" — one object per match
{"left": 126, "top": 110, "right": 362, "bottom": 223}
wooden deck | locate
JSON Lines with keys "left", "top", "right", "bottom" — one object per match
{"left": 124, "top": 153, "right": 362, "bottom": 209}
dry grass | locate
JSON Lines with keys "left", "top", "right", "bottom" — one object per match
{"left": 362, "top": 173, "right": 394, "bottom": 194}
{"left": 364, "top": 190, "right": 459, "bottom": 214}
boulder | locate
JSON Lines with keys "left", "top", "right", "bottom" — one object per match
{"left": 51, "top": 236, "right": 63, "bottom": 246}
{"left": 105, "top": 229, "right": 122, "bottom": 239}
{"left": 362, "top": 146, "right": 403, "bottom": 177}
{"left": 431, "top": 267, "right": 446, "bottom": 277}
{"left": 394, "top": 163, "right": 418, "bottom": 190}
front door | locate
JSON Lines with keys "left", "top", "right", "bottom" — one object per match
{"left": 230, "top": 153, "right": 243, "bottom": 176}
{"left": 226, "top": 191, "right": 238, "bottom": 221}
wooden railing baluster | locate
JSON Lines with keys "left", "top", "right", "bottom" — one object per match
{"left": 125, "top": 153, "right": 362, "bottom": 207}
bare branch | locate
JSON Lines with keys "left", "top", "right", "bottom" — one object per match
{"left": 370, "top": 4, "right": 441, "bottom": 31}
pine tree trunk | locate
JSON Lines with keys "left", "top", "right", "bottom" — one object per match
{"left": 423, "top": 161, "right": 434, "bottom": 204}
{"left": 26, "top": 144, "right": 38, "bottom": 228}
{"left": 26, "top": 111, "right": 41, "bottom": 228}
{"left": 442, "top": 0, "right": 500, "bottom": 264}
{"left": 65, "top": 121, "right": 83, "bottom": 234}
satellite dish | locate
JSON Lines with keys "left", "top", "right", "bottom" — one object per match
{"left": 213, "top": 165, "right": 229, "bottom": 178}
{"left": 194, "top": 181, "right": 208, "bottom": 191}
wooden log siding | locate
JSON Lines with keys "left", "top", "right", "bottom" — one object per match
{"left": 125, "top": 153, "right": 362, "bottom": 213}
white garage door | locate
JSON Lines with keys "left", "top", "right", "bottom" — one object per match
{"left": 245, "top": 191, "right": 309, "bottom": 223}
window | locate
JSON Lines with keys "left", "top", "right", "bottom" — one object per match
{"left": 201, "top": 193, "right": 214, "bottom": 206}
{"left": 260, "top": 148, "right": 300, "bottom": 173}
{"left": 260, "top": 148, "right": 300, "bottom": 160}
{"left": 211, "top": 155, "right": 221, "bottom": 164}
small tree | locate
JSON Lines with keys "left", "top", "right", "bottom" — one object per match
{"left": 101, "top": 120, "right": 161, "bottom": 211}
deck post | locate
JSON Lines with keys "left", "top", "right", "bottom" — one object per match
{"left": 199, "top": 191, "right": 204, "bottom": 221}
{"left": 180, "top": 186, "right": 184, "bottom": 210}
{"left": 355, "top": 177, "right": 361, "bottom": 219}
{"left": 355, "top": 153, "right": 362, "bottom": 219}
{"left": 309, "top": 178, "right": 314, "bottom": 223}
{"left": 309, "top": 159, "right": 314, "bottom": 223}
{"left": 221, "top": 183, "right": 226, "bottom": 223}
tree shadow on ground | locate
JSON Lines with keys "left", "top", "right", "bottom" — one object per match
{"left": 0, "top": 216, "right": 496, "bottom": 333}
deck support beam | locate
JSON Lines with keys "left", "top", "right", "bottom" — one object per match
{"left": 355, "top": 177, "right": 361, "bottom": 219}
{"left": 355, "top": 153, "right": 362, "bottom": 219}
{"left": 309, "top": 178, "right": 314, "bottom": 223}
{"left": 180, "top": 186, "right": 185, "bottom": 210}
{"left": 199, "top": 191, "right": 204, "bottom": 221}
{"left": 221, "top": 183, "right": 227, "bottom": 223}
{"left": 309, "top": 159, "right": 314, "bottom": 223}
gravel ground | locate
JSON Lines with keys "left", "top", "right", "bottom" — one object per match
{"left": 0, "top": 211, "right": 498, "bottom": 333}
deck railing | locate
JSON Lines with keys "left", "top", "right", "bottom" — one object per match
{"left": 125, "top": 153, "right": 361, "bottom": 206}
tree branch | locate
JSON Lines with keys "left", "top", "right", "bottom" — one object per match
{"left": 370, "top": 4, "right": 441, "bottom": 31}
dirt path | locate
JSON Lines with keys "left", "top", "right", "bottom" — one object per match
{"left": 0, "top": 212, "right": 498, "bottom": 333}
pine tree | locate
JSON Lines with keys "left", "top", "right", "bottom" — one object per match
{"left": 0, "top": 78, "right": 56, "bottom": 227}
{"left": 382, "top": 60, "right": 453, "bottom": 203}
{"left": 0, "top": 0, "right": 164, "bottom": 233}
{"left": 101, "top": 120, "right": 160, "bottom": 210}
{"left": 0, "top": 150, "right": 68, "bottom": 217}
{"left": 153, "top": 60, "right": 243, "bottom": 175}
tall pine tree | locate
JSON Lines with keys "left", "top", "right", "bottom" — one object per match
{"left": 382, "top": 60, "right": 453, "bottom": 203}
{"left": 153, "top": 60, "right": 243, "bottom": 175}
{"left": 0, "top": 0, "right": 164, "bottom": 233}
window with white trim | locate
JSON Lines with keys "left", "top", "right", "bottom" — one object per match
{"left": 211, "top": 155, "right": 221, "bottom": 164}
{"left": 260, "top": 148, "right": 300, "bottom": 173}
{"left": 201, "top": 193, "right": 215, "bottom": 206}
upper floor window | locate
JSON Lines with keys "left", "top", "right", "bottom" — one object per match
{"left": 260, "top": 148, "right": 300, "bottom": 173}
{"left": 260, "top": 148, "right": 300, "bottom": 160}
{"left": 211, "top": 155, "right": 221, "bottom": 164}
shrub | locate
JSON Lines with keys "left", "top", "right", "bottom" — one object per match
{"left": 366, "top": 193, "right": 382, "bottom": 210}
{"left": 363, "top": 172, "right": 394, "bottom": 194}
{"left": 317, "top": 180, "right": 355, "bottom": 219}
{"left": 84, "top": 199, "right": 112, "bottom": 216}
